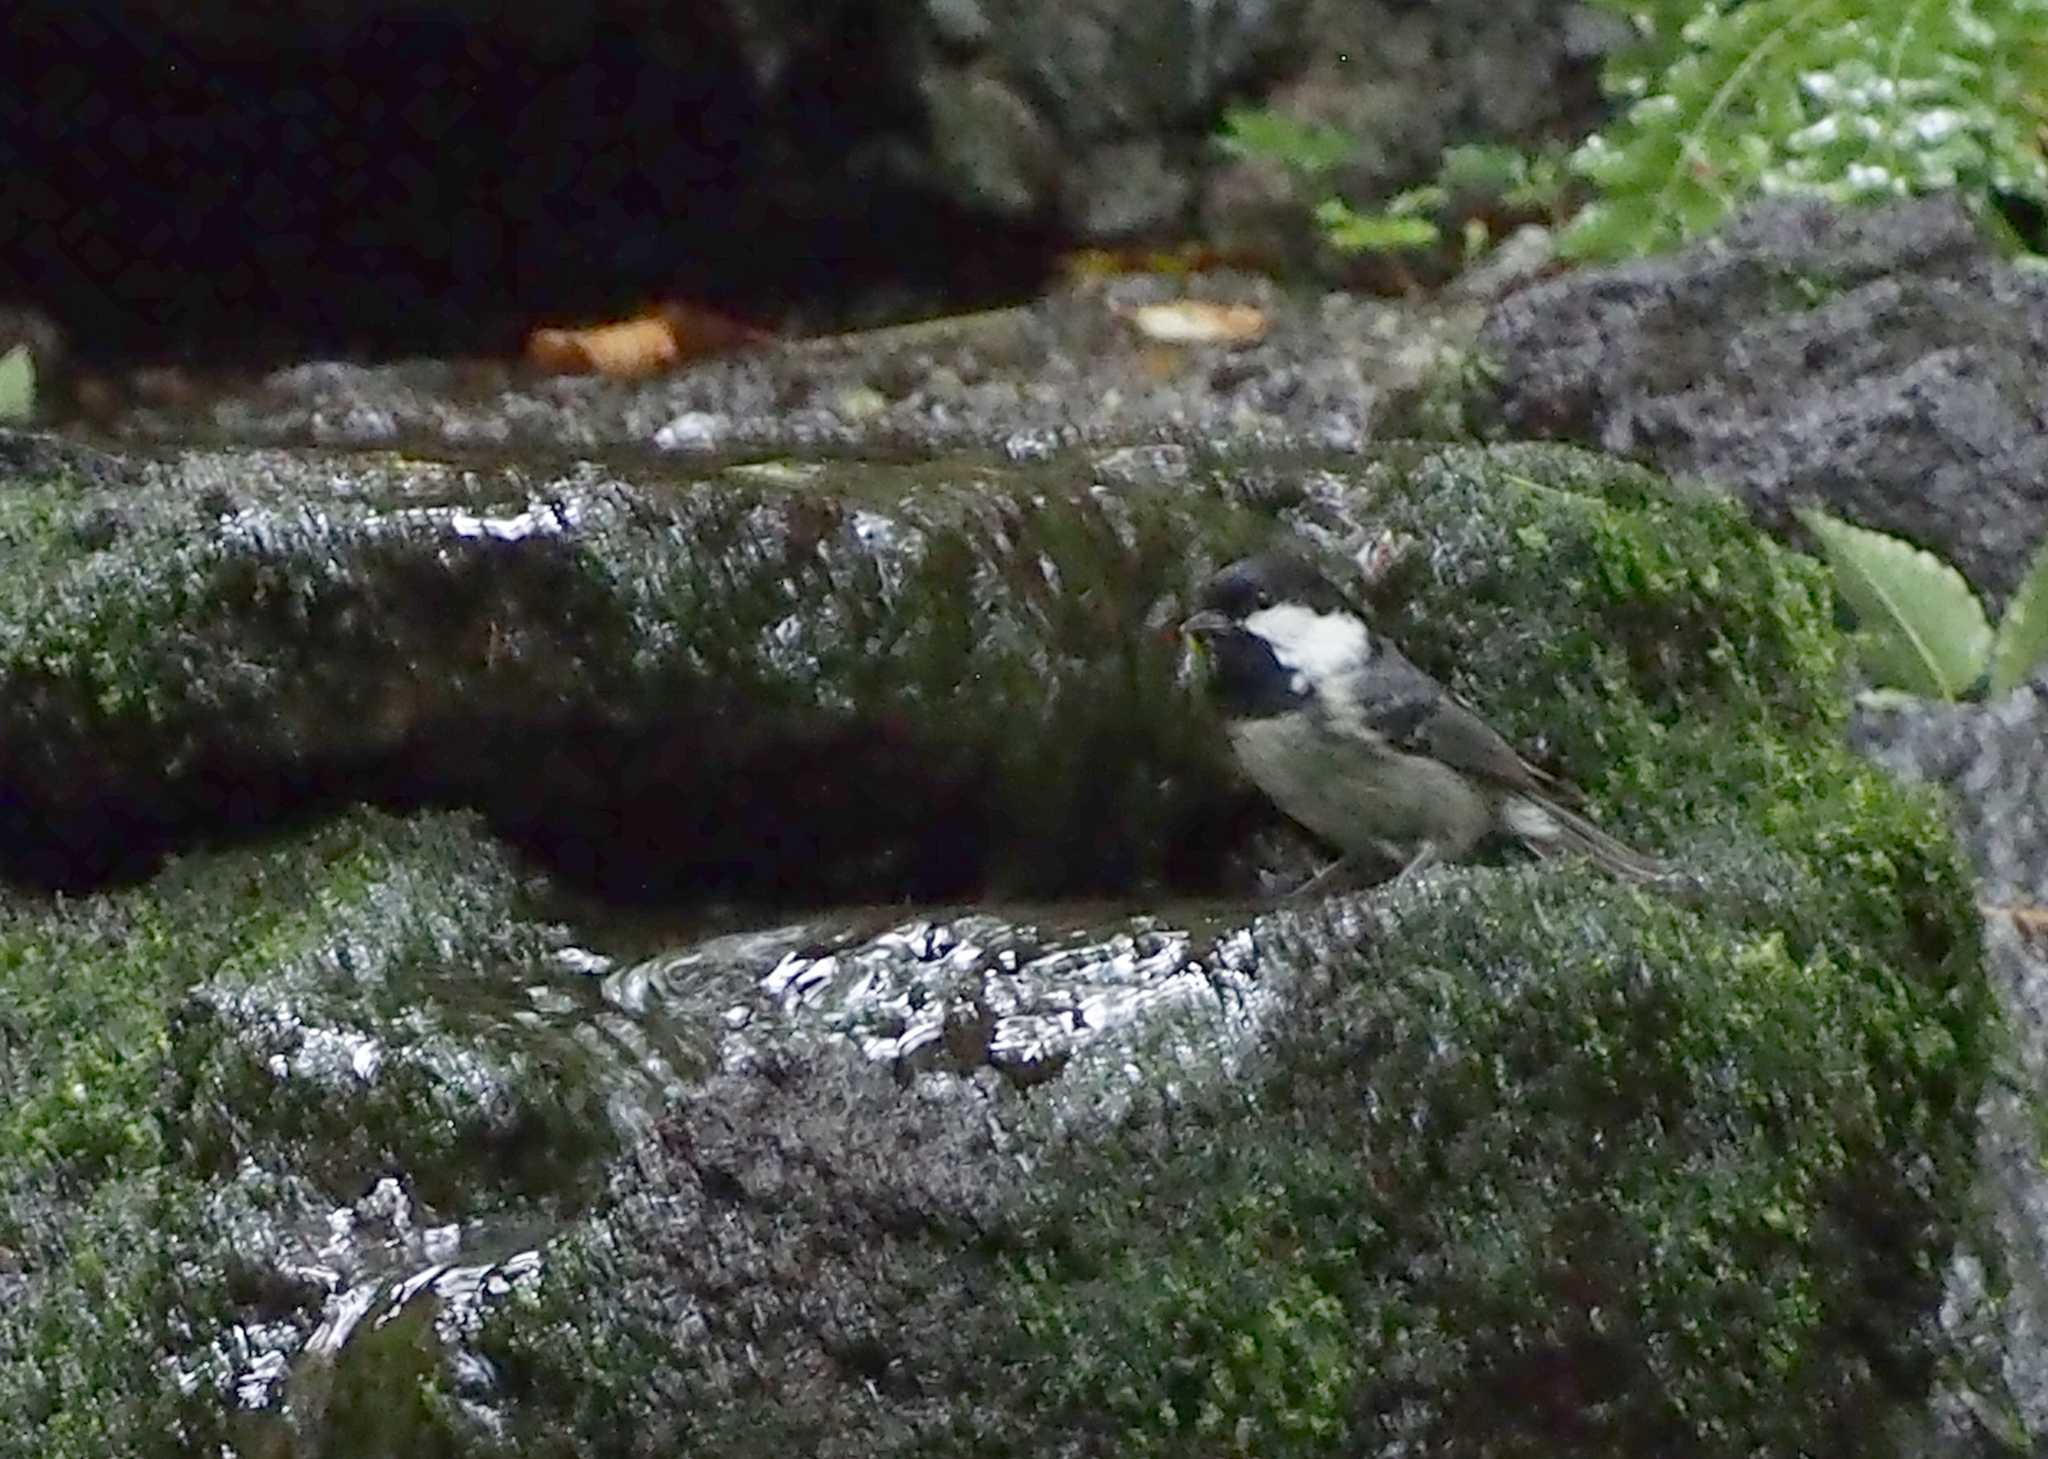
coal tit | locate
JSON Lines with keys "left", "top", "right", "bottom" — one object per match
{"left": 1183, "top": 549, "right": 1669, "bottom": 887}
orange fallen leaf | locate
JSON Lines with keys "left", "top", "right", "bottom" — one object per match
{"left": 526, "top": 303, "right": 769, "bottom": 378}
{"left": 527, "top": 315, "right": 680, "bottom": 377}
{"left": 1118, "top": 300, "right": 1268, "bottom": 347}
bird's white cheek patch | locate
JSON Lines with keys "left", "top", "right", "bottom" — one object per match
{"left": 1245, "top": 603, "right": 1371, "bottom": 680}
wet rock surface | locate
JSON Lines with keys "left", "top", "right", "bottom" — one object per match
{"left": 0, "top": 431, "right": 1996, "bottom": 1456}
{"left": 615, "top": 902, "right": 1268, "bottom": 1088}
{"left": 1853, "top": 685, "right": 2048, "bottom": 1445}
{"left": 0, "top": 434, "right": 1272, "bottom": 899}
{"left": 1854, "top": 683, "right": 2048, "bottom": 909}
{"left": 97, "top": 273, "right": 1469, "bottom": 459}
{"left": 1482, "top": 193, "right": 2048, "bottom": 610}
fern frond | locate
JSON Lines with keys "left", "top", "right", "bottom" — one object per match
{"left": 1563, "top": 0, "right": 2048, "bottom": 259}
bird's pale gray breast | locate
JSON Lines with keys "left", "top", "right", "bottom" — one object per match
{"left": 1225, "top": 709, "right": 1492, "bottom": 858}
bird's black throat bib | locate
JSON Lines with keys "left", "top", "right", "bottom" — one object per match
{"left": 1202, "top": 627, "right": 1311, "bottom": 721}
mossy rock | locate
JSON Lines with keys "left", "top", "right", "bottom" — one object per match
{"left": 0, "top": 441, "right": 1274, "bottom": 900}
{"left": 0, "top": 809, "right": 645, "bottom": 1459}
{"left": 0, "top": 439, "right": 1988, "bottom": 1459}
{"left": 1012, "top": 866, "right": 1977, "bottom": 1456}
{"left": 459, "top": 444, "right": 1986, "bottom": 1457}
{"left": 0, "top": 435, "right": 1845, "bottom": 906}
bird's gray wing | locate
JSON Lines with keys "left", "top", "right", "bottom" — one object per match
{"left": 1337, "top": 651, "right": 1568, "bottom": 797}
{"left": 1407, "top": 695, "right": 1561, "bottom": 794}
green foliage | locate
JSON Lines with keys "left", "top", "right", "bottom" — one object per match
{"left": 1216, "top": 0, "right": 2048, "bottom": 266}
{"left": 1797, "top": 506, "right": 2048, "bottom": 698}
{"left": 1312, "top": 191, "right": 1443, "bottom": 256}
{"left": 1565, "top": 0, "right": 2048, "bottom": 259}
{"left": 0, "top": 344, "right": 32, "bottom": 422}
{"left": 1797, "top": 507, "right": 1993, "bottom": 697}
{"left": 1988, "top": 532, "right": 2048, "bottom": 694}
{"left": 1438, "top": 140, "right": 1577, "bottom": 216}
{"left": 1216, "top": 104, "right": 1355, "bottom": 180}
{"left": 1213, "top": 114, "right": 1578, "bottom": 264}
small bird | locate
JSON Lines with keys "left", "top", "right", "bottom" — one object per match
{"left": 1182, "top": 549, "right": 1669, "bottom": 889}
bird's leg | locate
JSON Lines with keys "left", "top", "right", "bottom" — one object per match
{"left": 1286, "top": 855, "right": 1356, "bottom": 900}
{"left": 1392, "top": 843, "right": 1442, "bottom": 885}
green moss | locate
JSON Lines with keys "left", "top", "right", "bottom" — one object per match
{"left": 0, "top": 443, "right": 1273, "bottom": 897}
{"left": 0, "top": 437, "right": 1991, "bottom": 1455}
{"left": 0, "top": 810, "right": 383, "bottom": 1188}
{"left": 253, "top": 1302, "right": 473, "bottom": 1459}
{"left": 1, "top": 1175, "right": 230, "bottom": 1459}
{"left": 1375, "top": 347, "right": 1505, "bottom": 442}
{"left": 990, "top": 444, "right": 1985, "bottom": 1455}
{"left": 1017, "top": 850, "right": 1979, "bottom": 1455}
{"left": 0, "top": 810, "right": 635, "bottom": 1459}
{"left": 470, "top": 442, "right": 1986, "bottom": 1457}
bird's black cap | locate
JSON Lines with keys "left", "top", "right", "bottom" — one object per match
{"left": 1193, "top": 550, "right": 1359, "bottom": 623}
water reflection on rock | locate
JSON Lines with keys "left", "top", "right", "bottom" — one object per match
{"left": 601, "top": 903, "right": 1272, "bottom": 1087}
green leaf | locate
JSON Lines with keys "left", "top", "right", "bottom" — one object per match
{"left": 1987, "top": 534, "right": 2048, "bottom": 695}
{"left": 1383, "top": 184, "right": 1448, "bottom": 217}
{"left": 1566, "top": 0, "right": 2048, "bottom": 260}
{"left": 1216, "top": 106, "right": 1355, "bottom": 180}
{"left": 1313, "top": 199, "right": 1440, "bottom": 254}
{"left": 1796, "top": 508, "right": 1992, "bottom": 700}
{"left": 1438, "top": 143, "right": 1531, "bottom": 194}
{"left": 0, "top": 345, "right": 33, "bottom": 423}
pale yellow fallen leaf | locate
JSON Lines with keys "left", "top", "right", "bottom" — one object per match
{"left": 1119, "top": 300, "right": 1268, "bottom": 346}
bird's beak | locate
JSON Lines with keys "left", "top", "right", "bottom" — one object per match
{"left": 1180, "top": 609, "right": 1232, "bottom": 640}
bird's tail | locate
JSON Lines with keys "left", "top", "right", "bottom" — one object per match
{"left": 1502, "top": 794, "right": 1674, "bottom": 885}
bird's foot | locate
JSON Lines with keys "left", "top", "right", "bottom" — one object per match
{"left": 1286, "top": 855, "right": 1357, "bottom": 900}
{"left": 1391, "top": 844, "right": 1442, "bottom": 886}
